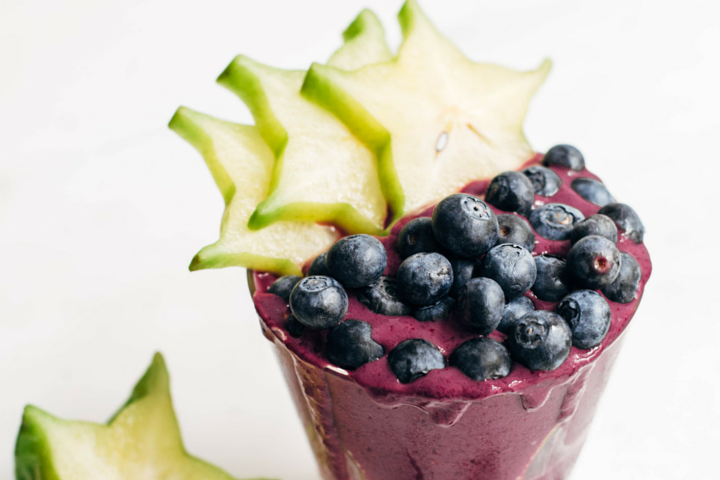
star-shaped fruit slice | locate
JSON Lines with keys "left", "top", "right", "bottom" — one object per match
{"left": 303, "top": 0, "right": 551, "bottom": 218}
{"left": 170, "top": 107, "right": 339, "bottom": 276}
{"left": 327, "top": 9, "right": 394, "bottom": 72}
{"left": 14, "top": 353, "right": 272, "bottom": 480}
{"left": 217, "top": 10, "right": 396, "bottom": 235}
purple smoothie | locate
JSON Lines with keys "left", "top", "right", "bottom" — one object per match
{"left": 251, "top": 157, "right": 651, "bottom": 480}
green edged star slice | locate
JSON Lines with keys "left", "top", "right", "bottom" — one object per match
{"left": 217, "top": 10, "right": 395, "bottom": 235}
{"left": 170, "top": 107, "right": 339, "bottom": 276}
{"left": 303, "top": 0, "right": 551, "bottom": 218}
{"left": 15, "top": 353, "right": 274, "bottom": 480}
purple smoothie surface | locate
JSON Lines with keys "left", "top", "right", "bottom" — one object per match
{"left": 251, "top": 156, "right": 652, "bottom": 404}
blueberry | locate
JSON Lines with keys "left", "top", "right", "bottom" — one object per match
{"left": 450, "top": 337, "right": 512, "bottom": 381}
{"left": 480, "top": 244, "right": 537, "bottom": 299}
{"left": 497, "top": 296, "right": 535, "bottom": 334}
{"left": 267, "top": 275, "right": 302, "bottom": 303}
{"left": 413, "top": 297, "right": 456, "bottom": 322}
{"left": 396, "top": 217, "right": 440, "bottom": 259}
{"left": 598, "top": 203, "right": 645, "bottom": 244}
{"left": 507, "top": 311, "right": 572, "bottom": 371}
{"left": 432, "top": 193, "right": 499, "bottom": 258}
{"left": 356, "top": 276, "right": 412, "bottom": 316}
{"left": 532, "top": 255, "right": 571, "bottom": 302}
{"left": 567, "top": 235, "right": 622, "bottom": 290}
{"left": 396, "top": 253, "right": 453, "bottom": 306}
{"left": 290, "top": 276, "right": 348, "bottom": 329}
{"left": 543, "top": 144, "right": 585, "bottom": 171}
{"left": 448, "top": 255, "right": 477, "bottom": 298}
{"left": 556, "top": 290, "right": 611, "bottom": 349}
{"left": 602, "top": 253, "right": 641, "bottom": 303}
{"left": 326, "top": 234, "right": 387, "bottom": 288}
{"left": 528, "top": 204, "right": 585, "bottom": 241}
{"left": 388, "top": 339, "right": 445, "bottom": 384}
{"left": 285, "top": 314, "right": 305, "bottom": 338}
{"left": 496, "top": 214, "right": 535, "bottom": 252}
{"left": 571, "top": 178, "right": 615, "bottom": 207}
{"left": 325, "top": 320, "right": 384, "bottom": 370}
{"left": 308, "top": 252, "right": 330, "bottom": 276}
{"left": 522, "top": 165, "right": 562, "bottom": 197}
{"left": 570, "top": 214, "right": 618, "bottom": 244}
{"left": 485, "top": 171, "right": 535, "bottom": 216}
{"left": 454, "top": 277, "right": 505, "bottom": 335}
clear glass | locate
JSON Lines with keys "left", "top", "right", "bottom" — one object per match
{"left": 260, "top": 315, "right": 625, "bottom": 480}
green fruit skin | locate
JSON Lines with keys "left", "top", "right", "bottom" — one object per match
{"left": 301, "top": 69, "right": 403, "bottom": 228}
{"left": 15, "top": 407, "right": 60, "bottom": 480}
{"left": 248, "top": 201, "right": 387, "bottom": 236}
{"left": 190, "top": 249, "right": 302, "bottom": 277}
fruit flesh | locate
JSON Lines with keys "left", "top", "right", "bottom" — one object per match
{"left": 14, "top": 354, "right": 262, "bottom": 480}
{"left": 303, "top": 0, "right": 550, "bottom": 220}
{"left": 170, "top": 107, "right": 339, "bottom": 276}
{"left": 327, "top": 9, "right": 393, "bottom": 70}
{"left": 216, "top": 10, "right": 392, "bottom": 235}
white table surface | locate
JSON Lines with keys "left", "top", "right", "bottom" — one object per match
{"left": 1, "top": 0, "right": 718, "bottom": 478}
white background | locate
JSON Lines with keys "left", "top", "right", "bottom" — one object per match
{"left": 1, "top": 0, "right": 718, "bottom": 478}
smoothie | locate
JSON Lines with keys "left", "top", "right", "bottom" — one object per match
{"left": 250, "top": 159, "right": 651, "bottom": 480}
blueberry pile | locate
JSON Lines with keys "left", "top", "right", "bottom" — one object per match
{"left": 264, "top": 145, "right": 646, "bottom": 383}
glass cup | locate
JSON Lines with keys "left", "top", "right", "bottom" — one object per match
{"left": 250, "top": 272, "right": 630, "bottom": 480}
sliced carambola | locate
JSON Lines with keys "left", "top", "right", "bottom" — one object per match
{"left": 14, "top": 354, "right": 268, "bottom": 480}
{"left": 170, "top": 107, "right": 339, "bottom": 276}
{"left": 217, "top": 10, "right": 392, "bottom": 235}
{"left": 303, "top": 0, "right": 550, "bottom": 220}
{"left": 327, "top": 9, "right": 393, "bottom": 70}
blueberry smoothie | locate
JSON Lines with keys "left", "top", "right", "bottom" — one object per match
{"left": 251, "top": 149, "right": 651, "bottom": 480}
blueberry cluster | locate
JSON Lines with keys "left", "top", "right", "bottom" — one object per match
{"left": 290, "top": 234, "right": 388, "bottom": 370}
{"left": 264, "top": 145, "right": 646, "bottom": 383}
